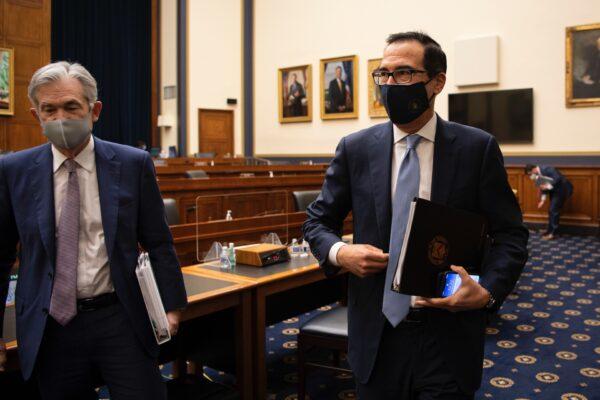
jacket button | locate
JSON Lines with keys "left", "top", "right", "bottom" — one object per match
{"left": 42, "top": 308, "right": 48, "bottom": 314}
{"left": 48, "top": 272, "right": 53, "bottom": 279}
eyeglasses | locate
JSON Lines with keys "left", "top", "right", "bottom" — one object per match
{"left": 372, "top": 68, "right": 428, "bottom": 85}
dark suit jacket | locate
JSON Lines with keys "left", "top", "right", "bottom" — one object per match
{"left": 539, "top": 165, "right": 573, "bottom": 198}
{"left": 0, "top": 137, "right": 188, "bottom": 380}
{"left": 328, "top": 78, "right": 348, "bottom": 112}
{"left": 302, "top": 116, "right": 529, "bottom": 393}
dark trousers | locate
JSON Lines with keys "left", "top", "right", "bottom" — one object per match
{"left": 548, "top": 184, "right": 573, "bottom": 234}
{"left": 356, "top": 319, "right": 473, "bottom": 400}
{"left": 35, "top": 302, "right": 166, "bottom": 400}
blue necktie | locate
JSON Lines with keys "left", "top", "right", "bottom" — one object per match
{"left": 382, "top": 134, "right": 422, "bottom": 327}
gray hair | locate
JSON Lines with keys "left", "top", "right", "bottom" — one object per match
{"left": 28, "top": 61, "right": 98, "bottom": 107}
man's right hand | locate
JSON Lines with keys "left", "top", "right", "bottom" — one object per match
{"left": 336, "top": 244, "right": 389, "bottom": 278}
{"left": 0, "top": 338, "right": 6, "bottom": 372}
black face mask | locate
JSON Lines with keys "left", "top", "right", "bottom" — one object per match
{"left": 381, "top": 80, "right": 433, "bottom": 125}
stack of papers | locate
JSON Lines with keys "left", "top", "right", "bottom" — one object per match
{"left": 136, "top": 252, "right": 171, "bottom": 344}
{"left": 535, "top": 175, "right": 554, "bottom": 190}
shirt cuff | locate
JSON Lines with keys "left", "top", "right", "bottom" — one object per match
{"left": 328, "top": 241, "right": 347, "bottom": 267}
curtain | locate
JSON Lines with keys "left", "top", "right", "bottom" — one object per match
{"left": 51, "top": 0, "right": 151, "bottom": 147}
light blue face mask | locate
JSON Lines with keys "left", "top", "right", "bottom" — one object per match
{"left": 42, "top": 114, "right": 92, "bottom": 150}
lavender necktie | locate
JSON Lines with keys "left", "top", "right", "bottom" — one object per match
{"left": 49, "top": 159, "right": 80, "bottom": 326}
{"left": 382, "top": 134, "right": 421, "bottom": 326}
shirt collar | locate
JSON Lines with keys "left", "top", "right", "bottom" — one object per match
{"left": 52, "top": 136, "right": 95, "bottom": 173}
{"left": 393, "top": 113, "right": 437, "bottom": 144}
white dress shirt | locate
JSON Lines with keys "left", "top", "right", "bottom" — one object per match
{"left": 328, "top": 114, "right": 437, "bottom": 304}
{"left": 52, "top": 137, "right": 114, "bottom": 299}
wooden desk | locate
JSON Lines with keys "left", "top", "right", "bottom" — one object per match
{"left": 2, "top": 271, "right": 255, "bottom": 399}
{"left": 188, "top": 255, "right": 345, "bottom": 399}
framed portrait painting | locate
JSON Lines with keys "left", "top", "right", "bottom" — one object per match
{"left": 278, "top": 64, "right": 312, "bottom": 123}
{"left": 320, "top": 55, "right": 358, "bottom": 120}
{"left": 368, "top": 58, "right": 387, "bottom": 118}
{"left": 0, "top": 47, "right": 14, "bottom": 116}
{"left": 566, "top": 23, "right": 600, "bottom": 107}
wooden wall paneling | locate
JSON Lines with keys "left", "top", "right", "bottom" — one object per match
{"left": 223, "top": 192, "right": 268, "bottom": 219}
{"left": 0, "top": 1, "right": 4, "bottom": 42}
{"left": 561, "top": 173, "right": 594, "bottom": 224}
{"left": 0, "top": 0, "right": 50, "bottom": 151}
{"left": 192, "top": 196, "right": 224, "bottom": 223}
{"left": 506, "top": 166, "right": 600, "bottom": 230}
{"left": 159, "top": 175, "right": 326, "bottom": 224}
{"left": 266, "top": 191, "right": 288, "bottom": 214}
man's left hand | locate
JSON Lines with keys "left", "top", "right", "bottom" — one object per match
{"left": 415, "top": 265, "right": 490, "bottom": 312}
{"left": 166, "top": 310, "right": 182, "bottom": 336}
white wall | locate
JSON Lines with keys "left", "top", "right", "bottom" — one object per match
{"left": 186, "top": 0, "right": 243, "bottom": 156}
{"left": 160, "top": 0, "right": 178, "bottom": 150}
{"left": 254, "top": 0, "right": 600, "bottom": 156}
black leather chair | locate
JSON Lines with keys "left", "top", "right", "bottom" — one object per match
{"left": 297, "top": 306, "right": 350, "bottom": 399}
{"left": 292, "top": 190, "right": 321, "bottom": 212}
{"left": 163, "top": 198, "right": 180, "bottom": 225}
{"left": 185, "top": 170, "right": 209, "bottom": 179}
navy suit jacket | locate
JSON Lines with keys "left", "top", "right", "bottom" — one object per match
{"left": 539, "top": 165, "right": 573, "bottom": 198}
{"left": 0, "top": 137, "right": 188, "bottom": 380}
{"left": 303, "top": 116, "right": 529, "bottom": 393}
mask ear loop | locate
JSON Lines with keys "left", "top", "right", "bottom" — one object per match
{"left": 87, "top": 103, "right": 94, "bottom": 136}
{"left": 423, "top": 76, "right": 436, "bottom": 103}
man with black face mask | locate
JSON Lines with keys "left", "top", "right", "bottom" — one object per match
{"left": 0, "top": 61, "right": 187, "bottom": 399}
{"left": 303, "top": 32, "right": 528, "bottom": 399}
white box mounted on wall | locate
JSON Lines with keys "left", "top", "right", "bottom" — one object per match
{"left": 454, "top": 35, "right": 499, "bottom": 86}
{"left": 157, "top": 115, "right": 176, "bottom": 128}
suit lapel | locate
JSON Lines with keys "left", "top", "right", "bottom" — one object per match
{"left": 94, "top": 137, "right": 121, "bottom": 260}
{"left": 368, "top": 122, "right": 394, "bottom": 249}
{"left": 431, "top": 116, "right": 458, "bottom": 205}
{"left": 31, "top": 144, "right": 56, "bottom": 267}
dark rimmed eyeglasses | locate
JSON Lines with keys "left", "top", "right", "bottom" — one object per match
{"left": 372, "top": 68, "right": 428, "bottom": 85}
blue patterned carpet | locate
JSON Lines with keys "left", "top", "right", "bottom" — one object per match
{"left": 98, "top": 231, "right": 599, "bottom": 400}
{"left": 264, "top": 231, "right": 600, "bottom": 400}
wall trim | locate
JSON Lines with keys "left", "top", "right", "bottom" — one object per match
{"left": 243, "top": 0, "right": 253, "bottom": 156}
{"left": 176, "top": 0, "right": 187, "bottom": 156}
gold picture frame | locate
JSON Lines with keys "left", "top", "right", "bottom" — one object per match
{"left": 565, "top": 23, "right": 600, "bottom": 108}
{"left": 0, "top": 47, "right": 15, "bottom": 116}
{"left": 320, "top": 55, "right": 358, "bottom": 120}
{"left": 278, "top": 64, "right": 312, "bottom": 123}
{"left": 367, "top": 58, "right": 387, "bottom": 118}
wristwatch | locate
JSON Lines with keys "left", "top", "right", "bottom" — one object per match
{"left": 485, "top": 293, "right": 497, "bottom": 309}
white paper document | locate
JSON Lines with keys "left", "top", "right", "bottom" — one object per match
{"left": 392, "top": 200, "right": 417, "bottom": 291}
{"left": 136, "top": 252, "right": 171, "bottom": 344}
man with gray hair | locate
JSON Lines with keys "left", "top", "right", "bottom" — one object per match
{"left": 0, "top": 61, "right": 187, "bottom": 399}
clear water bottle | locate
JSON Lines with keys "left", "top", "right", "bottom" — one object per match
{"left": 228, "top": 243, "right": 236, "bottom": 267}
{"left": 299, "top": 239, "right": 309, "bottom": 258}
{"left": 291, "top": 238, "right": 301, "bottom": 258}
{"left": 220, "top": 247, "right": 231, "bottom": 270}
{"left": 225, "top": 210, "right": 233, "bottom": 221}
